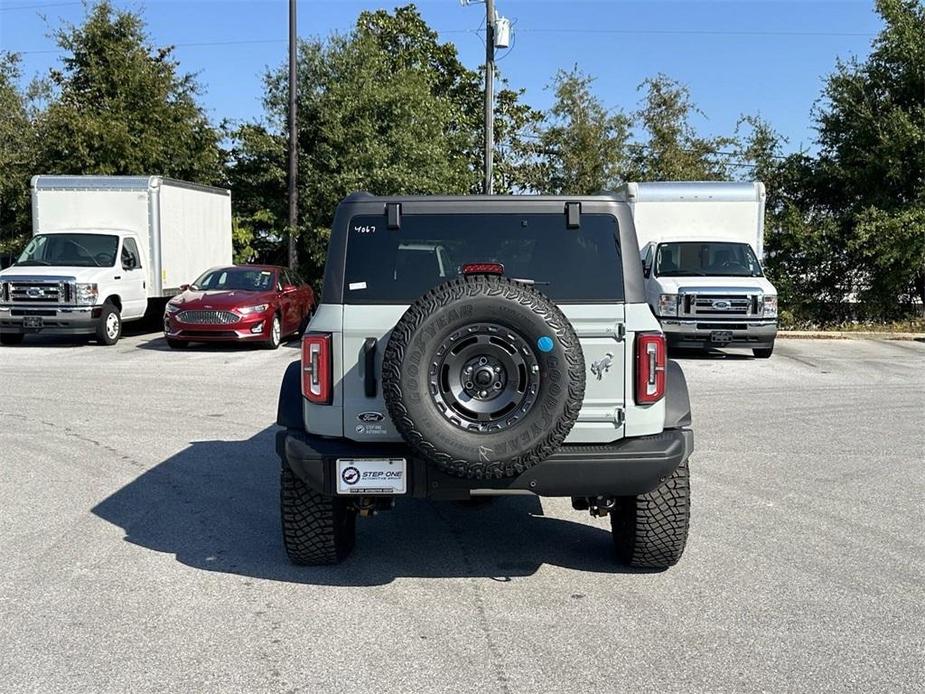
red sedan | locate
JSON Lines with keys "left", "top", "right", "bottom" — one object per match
{"left": 164, "top": 265, "right": 314, "bottom": 349}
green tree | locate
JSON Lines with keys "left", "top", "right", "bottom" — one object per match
{"left": 0, "top": 53, "right": 38, "bottom": 257}
{"left": 811, "top": 0, "right": 925, "bottom": 317}
{"left": 228, "top": 4, "right": 538, "bottom": 282}
{"left": 518, "top": 67, "right": 631, "bottom": 194}
{"left": 629, "top": 74, "right": 735, "bottom": 181}
{"left": 35, "top": 1, "right": 222, "bottom": 183}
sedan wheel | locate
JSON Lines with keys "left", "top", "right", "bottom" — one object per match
{"left": 263, "top": 315, "right": 282, "bottom": 350}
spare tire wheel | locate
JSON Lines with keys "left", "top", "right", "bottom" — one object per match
{"left": 382, "top": 275, "right": 585, "bottom": 479}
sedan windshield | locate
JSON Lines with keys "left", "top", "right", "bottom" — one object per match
{"left": 16, "top": 233, "right": 119, "bottom": 267}
{"left": 193, "top": 268, "right": 275, "bottom": 292}
{"left": 655, "top": 241, "right": 763, "bottom": 277}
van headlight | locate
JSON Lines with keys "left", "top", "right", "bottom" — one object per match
{"left": 75, "top": 283, "right": 98, "bottom": 306}
{"left": 762, "top": 295, "right": 778, "bottom": 318}
{"left": 658, "top": 294, "right": 678, "bottom": 317}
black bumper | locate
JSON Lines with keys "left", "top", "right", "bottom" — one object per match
{"left": 278, "top": 428, "right": 693, "bottom": 500}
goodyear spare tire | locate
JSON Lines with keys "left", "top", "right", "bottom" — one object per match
{"left": 382, "top": 275, "right": 585, "bottom": 479}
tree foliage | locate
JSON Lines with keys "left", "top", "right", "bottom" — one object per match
{"left": 517, "top": 67, "right": 631, "bottom": 194}
{"left": 0, "top": 53, "right": 37, "bottom": 256}
{"left": 35, "top": 1, "right": 222, "bottom": 183}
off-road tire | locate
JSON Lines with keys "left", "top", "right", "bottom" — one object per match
{"left": 0, "top": 333, "right": 24, "bottom": 346}
{"left": 95, "top": 301, "right": 122, "bottom": 346}
{"left": 382, "top": 275, "right": 585, "bottom": 480}
{"left": 611, "top": 458, "right": 691, "bottom": 569}
{"left": 753, "top": 344, "right": 774, "bottom": 359}
{"left": 280, "top": 463, "right": 356, "bottom": 565}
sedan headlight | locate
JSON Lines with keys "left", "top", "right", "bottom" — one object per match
{"left": 658, "top": 293, "right": 678, "bottom": 317}
{"left": 762, "top": 295, "right": 778, "bottom": 318}
{"left": 237, "top": 304, "right": 269, "bottom": 315}
{"left": 165, "top": 301, "right": 183, "bottom": 314}
{"left": 75, "top": 283, "right": 98, "bottom": 306}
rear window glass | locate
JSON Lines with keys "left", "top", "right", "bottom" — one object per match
{"left": 343, "top": 213, "right": 623, "bottom": 303}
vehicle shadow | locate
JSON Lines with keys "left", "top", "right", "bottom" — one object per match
{"left": 136, "top": 334, "right": 302, "bottom": 353}
{"left": 91, "top": 427, "right": 645, "bottom": 585}
{"left": 3, "top": 321, "right": 161, "bottom": 348}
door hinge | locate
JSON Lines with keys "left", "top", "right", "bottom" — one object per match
{"left": 613, "top": 407, "right": 625, "bottom": 427}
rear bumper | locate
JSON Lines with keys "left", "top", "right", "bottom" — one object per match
{"left": 278, "top": 428, "right": 693, "bottom": 500}
{"left": 0, "top": 305, "right": 100, "bottom": 335}
{"left": 660, "top": 318, "right": 777, "bottom": 349}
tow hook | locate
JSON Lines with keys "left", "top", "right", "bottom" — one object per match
{"left": 354, "top": 497, "right": 395, "bottom": 517}
{"left": 572, "top": 496, "right": 617, "bottom": 517}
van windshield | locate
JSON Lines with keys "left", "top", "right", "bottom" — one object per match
{"left": 16, "top": 233, "right": 119, "bottom": 267}
{"left": 343, "top": 213, "right": 624, "bottom": 303}
{"left": 655, "top": 242, "right": 763, "bottom": 277}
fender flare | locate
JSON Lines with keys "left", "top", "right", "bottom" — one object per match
{"left": 664, "top": 360, "right": 692, "bottom": 429}
{"left": 276, "top": 359, "right": 303, "bottom": 429}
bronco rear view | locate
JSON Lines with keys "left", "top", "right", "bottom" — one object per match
{"left": 276, "top": 193, "right": 694, "bottom": 569}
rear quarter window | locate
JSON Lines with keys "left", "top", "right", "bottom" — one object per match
{"left": 342, "top": 213, "right": 624, "bottom": 304}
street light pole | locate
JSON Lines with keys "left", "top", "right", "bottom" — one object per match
{"left": 484, "top": 0, "right": 495, "bottom": 195}
{"left": 287, "top": 0, "right": 299, "bottom": 269}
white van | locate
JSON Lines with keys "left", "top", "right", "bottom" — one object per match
{"left": 0, "top": 176, "right": 232, "bottom": 345}
{"left": 618, "top": 181, "right": 778, "bottom": 358}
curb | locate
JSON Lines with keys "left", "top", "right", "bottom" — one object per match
{"left": 778, "top": 331, "right": 925, "bottom": 341}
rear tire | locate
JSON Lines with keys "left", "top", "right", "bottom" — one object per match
{"left": 0, "top": 333, "right": 24, "bottom": 346}
{"left": 95, "top": 302, "right": 122, "bottom": 346}
{"left": 281, "top": 463, "right": 356, "bottom": 565}
{"left": 611, "top": 458, "right": 691, "bottom": 569}
{"left": 753, "top": 344, "right": 774, "bottom": 359}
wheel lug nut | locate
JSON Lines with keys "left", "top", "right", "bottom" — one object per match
{"left": 480, "top": 390, "right": 488, "bottom": 398}
{"left": 493, "top": 382, "right": 502, "bottom": 389}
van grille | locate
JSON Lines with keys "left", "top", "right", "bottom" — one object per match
{"left": 8, "top": 281, "right": 68, "bottom": 304}
{"left": 177, "top": 310, "right": 238, "bottom": 325}
{"left": 680, "top": 293, "right": 759, "bottom": 317}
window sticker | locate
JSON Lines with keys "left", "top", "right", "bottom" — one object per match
{"left": 348, "top": 281, "right": 368, "bottom": 291}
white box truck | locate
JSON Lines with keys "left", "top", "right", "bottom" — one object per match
{"left": 0, "top": 175, "right": 232, "bottom": 346}
{"left": 618, "top": 181, "right": 778, "bottom": 358}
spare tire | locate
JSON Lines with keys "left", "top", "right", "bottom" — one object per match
{"left": 382, "top": 275, "right": 585, "bottom": 479}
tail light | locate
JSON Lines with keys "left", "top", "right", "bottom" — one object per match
{"left": 635, "top": 332, "right": 667, "bottom": 404}
{"left": 302, "top": 333, "right": 332, "bottom": 404}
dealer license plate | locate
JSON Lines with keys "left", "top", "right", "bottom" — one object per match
{"left": 336, "top": 458, "right": 407, "bottom": 495}
{"left": 710, "top": 330, "right": 733, "bottom": 344}
{"left": 23, "top": 316, "right": 44, "bottom": 328}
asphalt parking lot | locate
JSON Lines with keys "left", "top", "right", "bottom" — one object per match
{"left": 1, "top": 332, "right": 922, "bottom": 693}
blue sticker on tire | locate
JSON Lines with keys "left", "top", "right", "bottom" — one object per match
{"left": 537, "top": 336, "right": 554, "bottom": 353}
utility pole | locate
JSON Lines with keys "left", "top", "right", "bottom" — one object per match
{"left": 287, "top": 0, "right": 299, "bottom": 269}
{"left": 483, "top": 0, "right": 496, "bottom": 195}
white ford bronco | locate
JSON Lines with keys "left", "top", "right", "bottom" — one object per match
{"left": 276, "top": 194, "right": 694, "bottom": 569}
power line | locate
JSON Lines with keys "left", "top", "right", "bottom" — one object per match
{"left": 517, "top": 27, "right": 875, "bottom": 38}
{"left": 0, "top": 2, "right": 80, "bottom": 11}
{"left": 10, "top": 39, "right": 287, "bottom": 55}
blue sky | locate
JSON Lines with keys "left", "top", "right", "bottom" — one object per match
{"left": 1, "top": 1, "right": 883, "bottom": 153}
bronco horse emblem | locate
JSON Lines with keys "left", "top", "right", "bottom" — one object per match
{"left": 590, "top": 353, "right": 614, "bottom": 380}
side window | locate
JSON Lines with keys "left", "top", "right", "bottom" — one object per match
{"left": 122, "top": 238, "right": 141, "bottom": 270}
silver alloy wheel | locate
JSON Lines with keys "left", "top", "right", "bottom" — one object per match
{"left": 106, "top": 312, "right": 120, "bottom": 340}
{"left": 271, "top": 316, "right": 281, "bottom": 345}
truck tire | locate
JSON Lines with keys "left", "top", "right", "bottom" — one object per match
{"left": 0, "top": 333, "right": 24, "bottom": 346}
{"left": 382, "top": 275, "right": 585, "bottom": 480}
{"left": 281, "top": 463, "right": 356, "bottom": 565}
{"left": 95, "top": 302, "right": 122, "bottom": 346}
{"left": 753, "top": 343, "right": 774, "bottom": 359}
{"left": 611, "top": 458, "right": 691, "bottom": 569}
